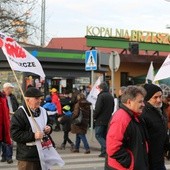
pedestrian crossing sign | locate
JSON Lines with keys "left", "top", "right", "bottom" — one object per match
{"left": 85, "top": 50, "right": 97, "bottom": 71}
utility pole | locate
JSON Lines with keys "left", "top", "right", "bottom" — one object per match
{"left": 41, "top": 0, "right": 45, "bottom": 47}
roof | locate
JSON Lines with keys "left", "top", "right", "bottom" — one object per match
{"left": 46, "top": 37, "right": 89, "bottom": 51}
{"left": 46, "top": 37, "right": 121, "bottom": 53}
{"left": 46, "top": 37, "right": 169, "bottom": 57}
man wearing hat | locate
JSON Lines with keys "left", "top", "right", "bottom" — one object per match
{"left": 141, "top": 84, "right": 168, "bottom": 170}
{"left": 10, "top": 87, "right": 53, "bottom": 170}
{"left": 2, "top": 82, "right": 19, "bottom": 114}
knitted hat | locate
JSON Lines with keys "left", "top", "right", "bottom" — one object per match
{"left": 143, "top": 84, "right": 162, "bottom": 101}
{"left": 25, "top": 87, "right": 44, "bottom": 97}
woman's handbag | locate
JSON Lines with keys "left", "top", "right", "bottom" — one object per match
{"left": 72, "top": 109, "right": 83, "bottom": 125}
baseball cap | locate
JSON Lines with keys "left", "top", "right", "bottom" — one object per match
{"left": 3, "top": 82, "right": 14, "bottom": 88}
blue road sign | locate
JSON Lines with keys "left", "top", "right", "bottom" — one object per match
{"left": 85, "top": 50, "right": 97, "bottom": 71}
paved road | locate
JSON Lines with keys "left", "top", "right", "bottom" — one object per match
{"left": 0, "top": 130, "right": 105, "bottom": 170}
{"left": 1, "top": 130, "right": 170, "bottom": 170}
{"left": 0, "top": 146, "right": 105, "bottom": 170}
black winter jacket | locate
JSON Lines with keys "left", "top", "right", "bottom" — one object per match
{"left": 59, "top": 115, "right": 72, "bottom": 132}
{"left": 141, "top": 102, "right": 168, "bottom": 169}
{"left": 9, "top": 93, "right": 19, "bottom": 112}
{"left": 94, "top": 90, "right": 114, "bottom": 126}
{"left": 10, "top": 105, "right": 51, "bottom": 161}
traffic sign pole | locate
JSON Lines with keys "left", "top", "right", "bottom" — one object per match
{"left": 85, "top": 49, "right": 98, "bottom": 141}
{"left": 90, "top": 70, "right": 94, "bottom": 141}
{"left": 109, "top": 51, "right": 120, "bottom": 97}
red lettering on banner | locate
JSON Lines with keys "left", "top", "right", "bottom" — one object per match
{"left": 6, "top": 37, "right": 14, "bottom": 42}
{"left": 4, "top": 40, "right": 26, "bottom": 58}
{"left": 0, "top": 38, "right": 3, "bottom": 48}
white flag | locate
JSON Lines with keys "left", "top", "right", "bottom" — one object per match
{"left": 0, "top": 32, "right": 45, "bottom": 79}
{"left": 87, "top": 75, "right": 103, "bottom": 109}
{"left": 154, "top": 54, "right": 170, "bottom": 82}
{"left": 145, "top": 61, "right": 154, "bottom": 83}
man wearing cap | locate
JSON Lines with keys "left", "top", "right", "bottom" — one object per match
{"left": 2, "top": 83, "right": 19, "bottom": 114}
{"left": 10, "top": 87, "right": 52, "bottom": 170}
{"left": 141, "top": 84, "right": 168, "bottom": 170}
{"left": 1, "top": 82, "right": 19, "bottom": 164}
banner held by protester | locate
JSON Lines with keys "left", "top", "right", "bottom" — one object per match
{"left": 146, "top": 61, "right": 154, "bottom": 84}
{"left": 87, "top": 75, "right": 103, "bottom": 109}
{"left": 154, "top": 54, "right": 170, "bottom": 82}
{"left": 0, "top": 32, "right": 45, "bottom": 79}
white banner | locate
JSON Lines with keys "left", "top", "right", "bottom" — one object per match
{"left": 154, "top": 54, "right": 170, "bottom": 82}
{"left": 87, "top": 76, "right": 103, "bottom": 109}
{"left": 145, "top": 61, "right": 154, "bottom": 83}
{"left": 0, "top": 32, "right": 45, "bottom": 79}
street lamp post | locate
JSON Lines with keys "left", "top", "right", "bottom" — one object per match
{"left": 41, "top": 0, "right": 45, "bottom": 47}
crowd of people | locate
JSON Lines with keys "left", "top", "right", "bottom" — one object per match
{"left": 1, "top": 81, "right": 170, "bottom": 170}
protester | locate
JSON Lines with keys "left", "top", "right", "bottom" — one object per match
{"left": 10, "top": 87, "right": 64, "bottom": 170}
{"left": 0, "top": 91, "right": 12, "bottom": 164}
{"left": 94, "top": 82, "right": 114, "bottom": 157}
{"left": 118, "top": 86, "right": 127, "bottom": 107}
{"left": 163, "top": 94, "right": 170, "bottom": 160}
{"left": 85, "top": 85, "right": 91, "bottom": 97}
{"left": 71, "top": 93, "right": 91, "bottom": 154}
{"left": 3, "top": 82, "right": 19, "bottom": 114}
{"left": 163, "top": 94, "right": 170, "bottom": 129}
{"left": 42, "top": 95, "right": 57, "bottom": 148}
{"left": 58, "top": 105, "right": 74, "bottom": 150}
{"left": 50, "top": 88, "right": 62, "bottom": 131}
{"left": 60, "top": 92, "right": 72, "bottom": 107}
{"left": 70, "top": 88, "right": 80, "bottom": 111}
{"left": 1, "top": 82, "right": 19, "bottom": 164}
{"left": 141, "top": 83, "right": 168, "bottom": 170}
{"left": 50, "top": 88, "right": 62, "bottom": 115}
{"left": 43, "top": 95, "right": 57, "bottom": 126}
{"left": 105, "top": 85, "right": 149, "bottom": 170}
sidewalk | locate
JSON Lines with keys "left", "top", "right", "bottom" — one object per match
{"left": 51, "top": 128, "right": 101, "bottom": 151}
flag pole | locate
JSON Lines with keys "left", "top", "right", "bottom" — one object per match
{"left": 11, "top": 69, "right": 40, "bottom": 132}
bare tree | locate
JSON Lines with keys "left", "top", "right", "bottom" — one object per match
{"left": 0, "top": 0, "right": 39, "bottom": 44}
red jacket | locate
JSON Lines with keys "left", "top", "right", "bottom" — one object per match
{"left": 106, "top": 106, "right": 149, "bottom": 170}
{"left": 0, "top": 92, "right": 11, "bottom": 144}
{"left": 51, "top": 93, "right": 62, "bottom": 115}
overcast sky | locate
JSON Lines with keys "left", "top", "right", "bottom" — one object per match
{"left": 37, "top": 0, "right": 170, "bottom": 44}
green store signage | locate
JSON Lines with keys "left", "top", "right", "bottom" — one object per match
{"left": 86, "top": 26, "right": 170, "bottom": 45}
